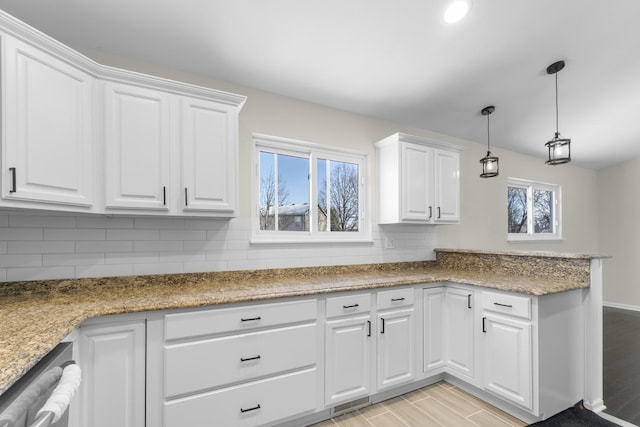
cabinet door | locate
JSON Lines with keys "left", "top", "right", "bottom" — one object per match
{"left": 2, "top": 36, "right": 93, "bottom": 207}
{"left": 78, "top": 321, "right": 146, "bottom": 427}
{"left": 445, "top": 287, "right": 475, "bottom": 379}
{"left": 423, "top": 287, "right": 445, "bottom": 374}
{"left": 104, "top": 82, "right": 171, "bottom": 210}
{"left": 181, "top": 97, "right": 237, "bottom": 214}
{"left": 377, "top": 308, "right": 415, "bottom": 391}
{"left": 400, "top": 142, "right": 433, "bottom": 222}
{"left": 325, "top": 315, "right": 373, "bottom": 406}
{"left": 482, "top": 314, "right": 533, "bottom": 410}
{"left": 434, "top": 149, "right": 460, "bottom": 222}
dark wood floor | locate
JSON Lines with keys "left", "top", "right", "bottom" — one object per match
{"left": 603, "top": 306, "right": 640, "bottom": 425}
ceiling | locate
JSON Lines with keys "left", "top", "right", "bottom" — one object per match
{"left": 1, "top": 0, "right": 639, "bottom": 170}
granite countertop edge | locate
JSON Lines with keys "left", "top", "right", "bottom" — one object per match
{"left": 0, "top": 263, "right": 589, "bottom": 396}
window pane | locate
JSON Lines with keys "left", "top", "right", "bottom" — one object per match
{"left": 259, "top": 152, "right": 309, "bottom": 231}
{"left": 259, "top": 152, "right": 276, "bottom": 230}
{"left": 507, "top": 186, "right": 527, "bottom": 233}
{"left": 534, "top": 189, "right": 553, "bottom": 233}
{"left": 319, "top": 159, "right": 359, "bottom": 232}
{"left": 276, "top": 154, "right": 309, "bottom": 232}
{"left": 317, "top": 159, "right": 328, "bottom": 232}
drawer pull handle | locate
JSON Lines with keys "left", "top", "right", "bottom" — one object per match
{"left": 240, "top": 404, "right": 261, "bottom": 413}
{"left": 343, "top": 304, "right": 359, "bottom": 309}
{"left": 241, "top": 316, "right": 261, "bottom": 322}
{"left": 240, "top": 355, "right": 261, "bottom": 362}
{"left": 493, "top": 302, "right": 513, "bottom": 308}
{"left": 391, "top": 297, "right": 405, "bottom": 302}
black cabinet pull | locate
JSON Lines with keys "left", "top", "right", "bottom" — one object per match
{"left": 9, "top": 168, "right": 16, "bottom": 193}
{"left": 428, "top": 206, "right": 432, "bottom": 219}
{"left": 163, "top": 186, "right": 166, "bottom": 205}
{"left": 240, "top": 355, "right": 261, "bottom": 362}
{"left": 482, "top": 317, "right": 487, "bottom": 333}
{"left": 467, "top": 294, "right": 472, "bottom": 309}
{"left": 240, "top": 404, "right": 261, "bottom": 413}
{"left": 437, "top": 207, "right": 441, "bottom": 219}
{"left": 381, "top": 318, "right": 385, "bottom": 334}
{"left": 391, "top": 297, "right": 405, "bottom": 302}
{"left": 367, "top": 320, "right": 371, "bottom": 337}
{"left": 184, "top": 187, "right": 188, "bottom": 206}
{"left": 343, "top": 304, "right": 359, "bottom": 309}
{"left": 241, "top": 316, "right": 261, "bottom": 322}
{"left": 494, "top": 302, "right": 513, "bottom": 308}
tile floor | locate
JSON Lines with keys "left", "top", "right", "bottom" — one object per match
{"left": 309, "top": 381, "right": 527, "bottom": 427}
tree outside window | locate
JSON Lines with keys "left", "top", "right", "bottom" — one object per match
{"left": 507, "top": 179, "right": 561, "bottom": 241}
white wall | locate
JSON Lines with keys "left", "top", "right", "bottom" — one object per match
{"left": 0, "top": 49, "right": 600, "bottom": 282}
{"left": 598, "top": 157, "right": 640, "bottom": 308}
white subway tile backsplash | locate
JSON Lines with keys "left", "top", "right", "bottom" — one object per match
{"left": 0, "top": 214, "right": 438, "bottom": 282}
{"left": 7, "top": 266, "right": 75, "bottom": 281}
{"left": 0, "top": 228, "right": 43, "bottom": 241}
{"left": 107, "top": 229, "right": 160, "bottom": 241}
{"left": 44, "top": 228, "right": 106, "bottom": 241}
{"left": 8, "top": 241, "right": 75, "bottom": 254}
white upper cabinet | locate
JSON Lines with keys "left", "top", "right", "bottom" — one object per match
{"left": 376, "top": 133, "right": 461, "bottom": 224}
{"left": 0, "top": 10, "right": 246, "bottom": 216}
{"left": 104, "top": 82, "right": 171, "bottom": 211}
{"left": 180, "top": 97, "right": 237, "bottom": 213}
{"left": 1, "top": 34, "right": 94, "bottom": 210}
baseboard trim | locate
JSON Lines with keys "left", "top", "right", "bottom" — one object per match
{"left": 603, "top": 301, "right": 640, "bottom": 312}
{"left": 600, "top": 411, "right": 638, "bottom": 427}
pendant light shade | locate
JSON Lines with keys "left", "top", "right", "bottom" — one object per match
{"left": 545, "top": 60, "right": 571, "bottom": 165}
{"left": 480, "top": 105, "right": 499, "bottom": 178}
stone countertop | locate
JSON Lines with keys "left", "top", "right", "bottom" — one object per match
{"left": 0, "top": 259, "right": 591, "bottom": 396}
{"left": 435, "top": 248, "right": 611, "bottom": 259}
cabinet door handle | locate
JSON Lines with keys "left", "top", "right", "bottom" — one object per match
{"left": 467, "top": 294, "right": 472, "bottom": 309}
{"left": 163, "top": 186, "right": 166, "bottom": 205}
{"left": 482, "top": 317, "right": 487, "bottom": 333}
{"left": 493, "top": 302, "right": 513, "bottom": 308}
{"left": 381, "top": 318, "right": 385, "bottom": 334}
{"left": 391, "top": 297, "right": 405, "bottom": 302}
{"left": 184, "top": 187, "right": 188, "bottom": 206}
{"left": 241, "top": 316, "right": 261, "bottom": 322}
{"left": 240, "top": 355, "right": 261, "bottom": 362}
{"left": 9, "top": 167, "right": 16, "bottom": 193}
{"left": 437, "top": 207, "right": 441, "bottom": 219}
{"left": 367, "top": 320, "right": 371, "bottom": 337}
{"left": 343, "top": 304, "right": 359, "bottom": 309}
{"left": 428, "top": 206, "right": 432, "bottom": 219}
{"left": 240, "top": 404, "right": 261, "bottom": 413}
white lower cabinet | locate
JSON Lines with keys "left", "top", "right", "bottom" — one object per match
{"left": 422, "top": 287, "right": 445, "bottom": 374}
{"left": 147, "top": 299, "right": 320, "bottom": 427}
{"left": 76, "top": 319, "right": 146, "bottom": 427}
{"left": 444, "top": 286, "right": 475, "bottom": 381}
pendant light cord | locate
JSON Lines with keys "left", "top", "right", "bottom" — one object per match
{"left": 486, "top": 112, "right": 491, "bottom": 152}
{"left": 555, "top": 72, "right": 559, "bottom": 135}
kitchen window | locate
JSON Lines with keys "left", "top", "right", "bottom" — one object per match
{"left": 251, "top": 133, "right": 370, "bottom": 243}
{"left": 507, "top": 178, "right": 562, "bottom": 241}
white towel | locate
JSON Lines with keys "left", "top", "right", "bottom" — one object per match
{"left": 0, "top": 367, "right": 63, "bottom": 426}
{"left": 35, "top": 364, "right": 82, "bottom": 423}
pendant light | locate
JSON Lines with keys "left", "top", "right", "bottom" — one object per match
{"left": 480, "top": 105, "right": 499, "bottom": 178}
{"left": 545, "top": 60, "right": 571, "bottom": 165}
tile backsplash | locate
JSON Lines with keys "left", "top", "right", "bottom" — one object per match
{"left": 0, "top": 212, "right": 438, "bottom": 282}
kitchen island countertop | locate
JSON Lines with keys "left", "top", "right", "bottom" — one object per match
{"left": 0, "top": 249, "right": 604, "bottom": 396}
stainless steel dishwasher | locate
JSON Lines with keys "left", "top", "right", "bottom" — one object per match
{"left": 0, "top": 342, "right": 80, "bottom": 427}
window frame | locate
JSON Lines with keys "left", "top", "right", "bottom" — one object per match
{"left": 251, "top": 133, "right": 371, "bottom": 244}
{"left": 507, "top": 178, "right": 562, "bottom": 242}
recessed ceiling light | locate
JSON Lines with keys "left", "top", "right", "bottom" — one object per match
{"left": 444, "top": 0, "right": 472, "bottom": 23}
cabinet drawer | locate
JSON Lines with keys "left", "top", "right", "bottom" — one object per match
{"left": 164, "top": 368, "right": 317, "bottom": 427}
{"left": 326, "top": 293, "right": 372, "bottom": 318}
{"left": 482, "top": 291, "right": 531, "bottom": 320}
{"left": 165, "top": 299, "right": 317, "bottom": 340}
{"left": 377, "top": 287, "right": 414, "bottom": 310}
{"left": 164, "top": 323, "right": 317, "bottom": 398}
